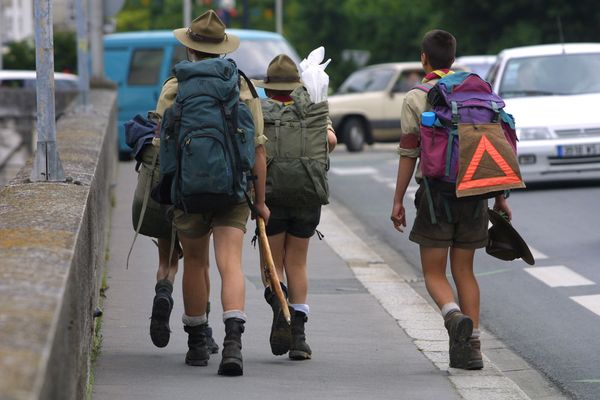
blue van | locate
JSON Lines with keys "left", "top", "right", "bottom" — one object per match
{"left": 104, "top": 29, "right": 300, "bottom": 159}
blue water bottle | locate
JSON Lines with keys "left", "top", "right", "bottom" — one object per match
{"left": 421, "top": 111, "right": 436, "bottom": 127}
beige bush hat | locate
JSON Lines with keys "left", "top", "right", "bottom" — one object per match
{"left": 253, "top": 54, "right": 302, "bottom": 91}
{"left": 173, "top": 9, "right": 239, "bottom": 55}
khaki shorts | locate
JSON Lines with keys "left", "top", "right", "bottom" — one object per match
{"left": 131, "top": 145, "right": 173, "bottom": 240}
{"left": 409, "top": 185, "right": 488, "bottom": 249}
{"left": 173, "top": 202, "right": 250, "bottom": 238}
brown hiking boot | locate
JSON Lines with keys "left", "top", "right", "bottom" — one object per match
{"left": 264, "top": 285, "right": 292, "bottom": 356}
{"left": 467, "top": 337, "right": 484, "bottom": 370}
{"left": 444, "top": 310, "right": 473, "bottom": 369}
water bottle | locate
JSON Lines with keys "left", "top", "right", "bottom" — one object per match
{"left": 421, "top": 111, "right": 436, "bottom": 127}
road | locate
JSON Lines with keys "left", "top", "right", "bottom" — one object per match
{"left": 328, "top": 143, "right": 600, "bottom": 400}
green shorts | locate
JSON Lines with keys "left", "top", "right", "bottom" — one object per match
{"left": 131, "top": 145, "right": 173, "bottom": 240}
{"left": 409, "top": 185, "right": 488, "bottom": 249}
{"left": 173, "top": 202, "right": 250, "bottom": 238}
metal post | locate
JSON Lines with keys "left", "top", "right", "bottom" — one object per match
{"left": 275, "top": 0, "right": 282, "bottom": 34}
{"left": 31, "top": 0, "right": 65, "bottom": 182}
{"left": 184, "top": 0, "right": 191, "bottom": 27}
{"left": 89, "top": 0, "right": 104, "bottom": 80}
{"left": 75, "top": 0, "right": 90, "bottom": 107}
{"left": 0, "top": 0, "right": 4, "bottom": 70}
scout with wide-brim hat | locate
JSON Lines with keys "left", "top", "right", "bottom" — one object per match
{"left": 173, "top": 9, "right": 240, "bottom": 55}
{"left": 253, "top": 54, "right": 303, "bottom": 91}
{"left": 486, "top": 208, "right": 535, "bottom": 265}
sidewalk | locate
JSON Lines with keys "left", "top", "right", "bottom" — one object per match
{"left": 93, "top": 164, "right": 532, "bottom": 400}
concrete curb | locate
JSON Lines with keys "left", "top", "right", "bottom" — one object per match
{"left": 319, "top": 205, "right": 567, "bottom": 400}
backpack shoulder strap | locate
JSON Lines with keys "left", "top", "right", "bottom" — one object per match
{"left": 238, "top": 69, "right": 259, "bottom": 99}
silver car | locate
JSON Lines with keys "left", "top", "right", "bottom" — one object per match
{"left": 487, "top": 43, "right": 600, "bottom": 182}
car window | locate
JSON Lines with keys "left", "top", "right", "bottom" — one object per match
{"left": 486, "top": 60, "right": 500, "bottom": 85}
{"left": 169, "top": 39, "right": 300, "bottom": 80}
{"left": 128, "top": 48, "right": 164, "bottom": 85}
{"left": 499, "top": 53, "right": 600, "bottom": 98}
{"left": 337, "top": 68, "right": 396, "bottom": 94}
{"left": 392, "top": 69, "right": 424, "bottom": 92}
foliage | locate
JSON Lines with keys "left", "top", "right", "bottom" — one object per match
{"left": 3, "top": 31, "right": 77, "bottom": 73}
{"left": 112, "top": 0, "right": 600, "bottom": 91}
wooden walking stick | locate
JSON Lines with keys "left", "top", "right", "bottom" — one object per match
{"left": 257, "top": 217, "right": 291, "bottom": 324}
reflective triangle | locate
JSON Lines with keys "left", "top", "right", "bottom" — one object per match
{"left": 458, "top": 134, "right": 521, "bottom": 190}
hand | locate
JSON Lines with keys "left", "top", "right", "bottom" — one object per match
{"left": 253, "top": 202, "right": 271, "bottom": 224}
{"left": 493, "top": 195, "right": 512, "bottom": 221}
{"left": 390, "top": 201, "right": 407, "bottom": 232}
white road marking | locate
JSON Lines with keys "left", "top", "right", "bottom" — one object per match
{"left": 524, "top": 266, "right": 595, "bottom": 287}
{"left": 330, "top": 166, "right": 378, "bottom": 176}
{"left": 571, "top": 295, "right": 600, "bottom": 317}
{"left": 528, "top": 247, "right": 548, "bottom": 260}
{"left": 372, "top": 175, "right": 395, "bottom": 184}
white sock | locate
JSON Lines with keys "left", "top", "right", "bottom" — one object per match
{"left": 223, "top": 310, "right": 247, "bottom": 322}
{"left": 182, "top": 313, "right": 207, "bottom": 326}
{"left": 441, "top": 303, "right": 461, "bottom": 319}
{"left": 471, "top": 329, "right": 481, "bottom": 339}
{"left": 290, "top": 303, "right": 310, "bottom": 315}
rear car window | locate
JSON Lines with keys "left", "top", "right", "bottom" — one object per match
{"left": 127, "top": 48, "right": 164, "bottom": 85}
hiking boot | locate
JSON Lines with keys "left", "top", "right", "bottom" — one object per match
{"left": 150, "top": 279, "right": 173, "bottom": 348}
{"left": 205, "top": 325, "right": 219, "bottom": 354}
{"left": 264, "top": 284, "right": 292, "bottom": 355}
{"left": 184, "top": 324, "right": 210, "bottom": 366}
{"left": 289, "top": 311, "right": 312, "bottom": 360}
{"left": 444, "top": 310, "right": 473, "bottom": 369}
{"left": 218, "top": 318, "right": 245, "bottom": 376}
{"left": 467, "top": 337, "right": 484, "bottom": 370}
{"left": 205, "top": 302, "right": 219, "bottom": 354}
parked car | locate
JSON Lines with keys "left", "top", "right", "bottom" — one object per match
{"left": 455, "top": 55, "right": 497, "bottom": 79}
{"left": 487, "top": 43, "right": 600, "bottom": 182}
{"left": 0, "top": 70, "right": 79, "bottom": 92}
{"left": 328, "top": 62, "right": 466, "bottom": 152}
{"left": 104, "top": 29, "right": 300, "bottom": 160}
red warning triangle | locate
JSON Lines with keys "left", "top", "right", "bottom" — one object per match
{"left": 458, "top": 135, "right": 521, "bottom": 190}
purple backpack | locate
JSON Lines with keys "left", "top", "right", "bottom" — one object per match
{"left": 416, "top": 72, "right": 518, "bottom": 185}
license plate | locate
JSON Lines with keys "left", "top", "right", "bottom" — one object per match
{"left": 557, "top": 143, "right": 600, "bottom": 157}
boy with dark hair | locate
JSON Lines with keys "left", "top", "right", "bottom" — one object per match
{"left": 390, "top": 29, "right": 511, "bottom": 370}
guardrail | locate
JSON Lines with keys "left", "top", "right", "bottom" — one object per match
{"left": 0, "top": 88, "right": 117, "bottom": 400}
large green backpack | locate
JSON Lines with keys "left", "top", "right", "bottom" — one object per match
{"left": 262, "top": 86, "right": 330, "bottom": 207}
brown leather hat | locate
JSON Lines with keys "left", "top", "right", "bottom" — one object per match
{"left": 173, "top": 9, "right": 239, "bottom": 55}
{"left": 486, "top": 209, "right": 535, "bottom": 265}
{"left": 253, "top": 54, "right": 302, "bottom": 91}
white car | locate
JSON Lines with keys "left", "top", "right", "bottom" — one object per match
{"left": 487, "top": 43, "right": 600, "bottom": 182}
{"left": 0, "top": 70, "right": 79, "bottom": 92}
{"left": 456, "top": 55, "right": 496, "bottom": 79}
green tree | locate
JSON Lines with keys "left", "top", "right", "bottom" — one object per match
{"left": 3, "top": 31, "right": 76, "bottom": 73}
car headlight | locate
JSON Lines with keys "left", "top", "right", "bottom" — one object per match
{"left": 517, "top": 127, "right": 553, "bottom": 140}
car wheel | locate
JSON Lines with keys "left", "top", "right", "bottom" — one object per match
{"left": 342, "top": 118, "right": 367, "bottom": 152}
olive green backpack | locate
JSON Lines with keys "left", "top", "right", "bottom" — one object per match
{"left": 262, "top": 86, "right": 330, "bottom": 207}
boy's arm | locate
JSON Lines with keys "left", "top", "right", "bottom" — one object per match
{"left": 493, "top": 193, "right": 512, "bottom": 220}
{"left": 252, "top": 144, "right": 270, "bottom": 222}
{"left": 391, "top": 156, "right": 417, "bottom": 232}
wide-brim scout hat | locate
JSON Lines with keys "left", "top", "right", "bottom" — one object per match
{"left": 486, "top": 209, "right": 535, "bottom": 265}
{"left": 173, "top": 9, "right": 239, "bottom": 55}
{"left": 253, "top": 54, "right": 303, "bottom": 91}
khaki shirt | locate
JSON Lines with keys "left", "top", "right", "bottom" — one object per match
{"left": 155, "top": 75, "right": 267, "bottom": 147}
{"left": 397, "top": 77, "right": 440, "bottom": 158}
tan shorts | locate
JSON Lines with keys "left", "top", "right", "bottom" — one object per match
{"left": 173, "top": 202, "right": 250, "bottom": 238}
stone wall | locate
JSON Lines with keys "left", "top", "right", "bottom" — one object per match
{"left": 0, "top": 89, "right": 117, "bottom": 400}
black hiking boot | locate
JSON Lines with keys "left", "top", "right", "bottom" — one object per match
{"left": 205, "top": 302, "right": 219, "bottom": 354}
{"left": 264, "top": 284, "right": 292, "bottom": 356}
{"left": 184, "top": 324, "right": 210, "bottom": 366}
{"left": 444, "top": 310, "right": 473, "bottom": 369}
{"left": 218, "top": 318, "right": 245, "bottom": 376}
{"left": 289, "top": 311, "right": 312, "bottom": 360}
{"left": 150, "top": 279, "right": 173, "bottom": 348}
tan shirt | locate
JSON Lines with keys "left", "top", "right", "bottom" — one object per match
{"left": 155, "top": 75, "right": 267, "bottom": 147}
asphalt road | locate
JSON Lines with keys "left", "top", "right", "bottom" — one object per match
{"left": 328, "top": 143, "right": 600, "bottom": 400}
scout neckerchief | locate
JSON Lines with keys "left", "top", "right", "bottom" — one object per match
{"left": 423, "top": 69, "right": 454, "bottom": 82}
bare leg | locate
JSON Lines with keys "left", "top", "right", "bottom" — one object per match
{"left": 267, "top": 232, "right": 287, "bottom": 285}
{"left": 450, "top": 247, "right": 480, "bottom": 328}
{"left": 283, "top": 235, "right": 310, "bottom": 304}
{"left": 212, "top": 226, "right": 245, "bottom": 312}
{"left": 156, "top": 238, "right": 179, "bottom": 283}
{"left": 420, "top": 246, "right": 455, "bottom": 309}
{"left": 179, "top": 233, "right": 210, "bottom": 316}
